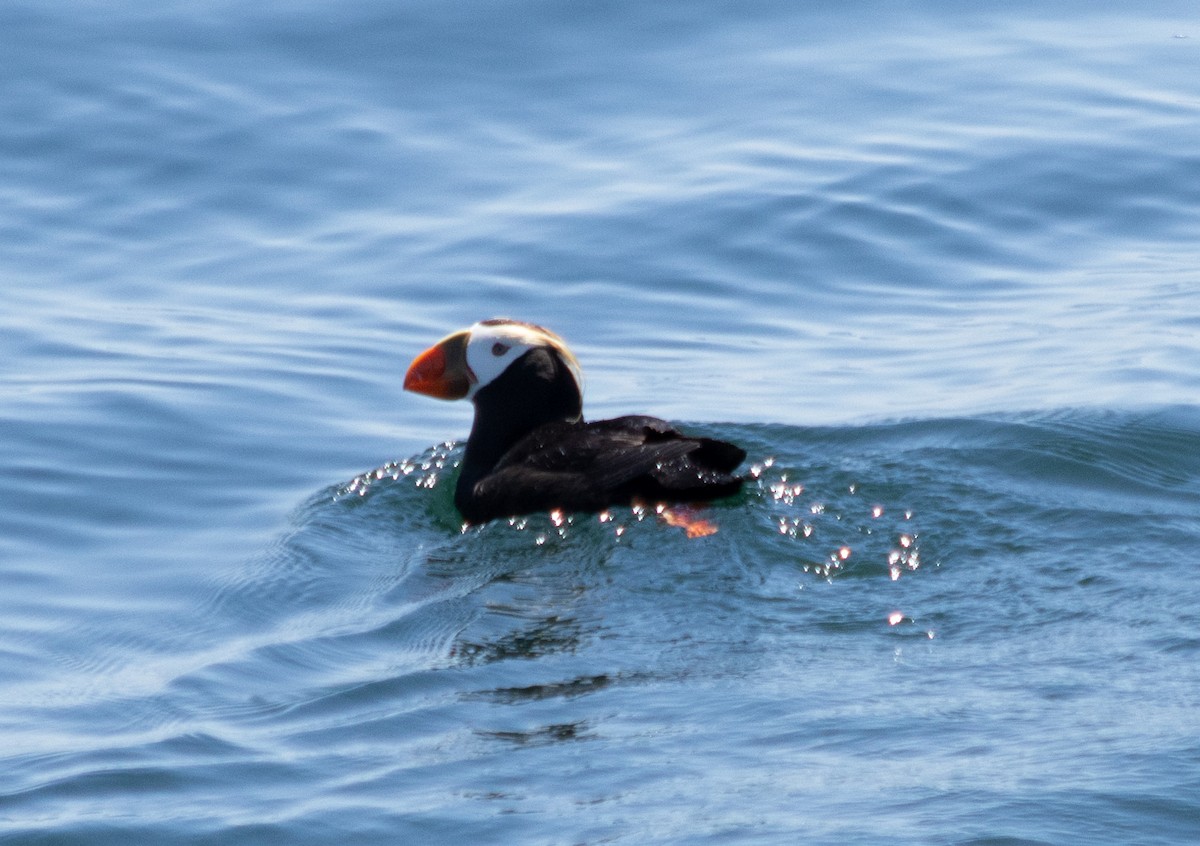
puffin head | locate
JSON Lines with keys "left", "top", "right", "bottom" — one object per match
{"left": 404, "top": 319, "right": 583, "bottom": 412}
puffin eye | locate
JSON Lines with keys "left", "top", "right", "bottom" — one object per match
{"left": 491, "top": 342, "right": 510, "bottom": 357}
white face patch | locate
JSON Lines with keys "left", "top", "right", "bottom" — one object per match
{"left": 462, "top": 320, "right": 583, "bottom": 400}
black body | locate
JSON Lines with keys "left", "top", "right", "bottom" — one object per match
{"left": 454, "top": 347, "right": 744, "bottom": 523}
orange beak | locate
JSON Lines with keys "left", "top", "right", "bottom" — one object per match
{"left": 403, "top": 330, "right": 474, "bottom": 400}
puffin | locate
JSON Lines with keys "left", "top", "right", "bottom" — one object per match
{"left": 403, "top": 319, "right": 746, "bottom": 524}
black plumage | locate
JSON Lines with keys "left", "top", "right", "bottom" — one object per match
{"left": 404, "top": 320, "right": 745, "bottom": 524}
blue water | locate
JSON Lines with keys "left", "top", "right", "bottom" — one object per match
{"left": 3, "top": 1, "right": 1200, "bottom": 843}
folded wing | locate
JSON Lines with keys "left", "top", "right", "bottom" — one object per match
{"left": 466, "top": 416, "right": 745, "bottom": 521}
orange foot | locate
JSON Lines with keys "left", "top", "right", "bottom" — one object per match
{"left": 656, "top": 504, "right": 720, "bottom": 538}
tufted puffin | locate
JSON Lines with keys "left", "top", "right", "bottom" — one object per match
{"left": 403, "top": 319, "right": 746, "bottom": 524}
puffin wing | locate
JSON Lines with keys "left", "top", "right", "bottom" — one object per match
{"left": 468, "top": 416, "right": 745, "bottom": 518}
{"left": 569, "top": 416, "right": 746, "bottom": 483}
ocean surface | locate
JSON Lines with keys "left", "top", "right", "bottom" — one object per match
{"left": 3, "top": 1, "right": 1200, "bottom": 843}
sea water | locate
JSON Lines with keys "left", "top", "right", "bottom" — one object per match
{"left": 2, "top": 2, "right": 1199, "bottom": 844}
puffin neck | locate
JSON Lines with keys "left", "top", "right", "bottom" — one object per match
{"left": 456, "top": 347, "right": 583, "bottom": 504}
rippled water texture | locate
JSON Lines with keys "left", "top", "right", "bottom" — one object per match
{"left": 3, "top": 2, "right": 1200, "bottom": 844}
